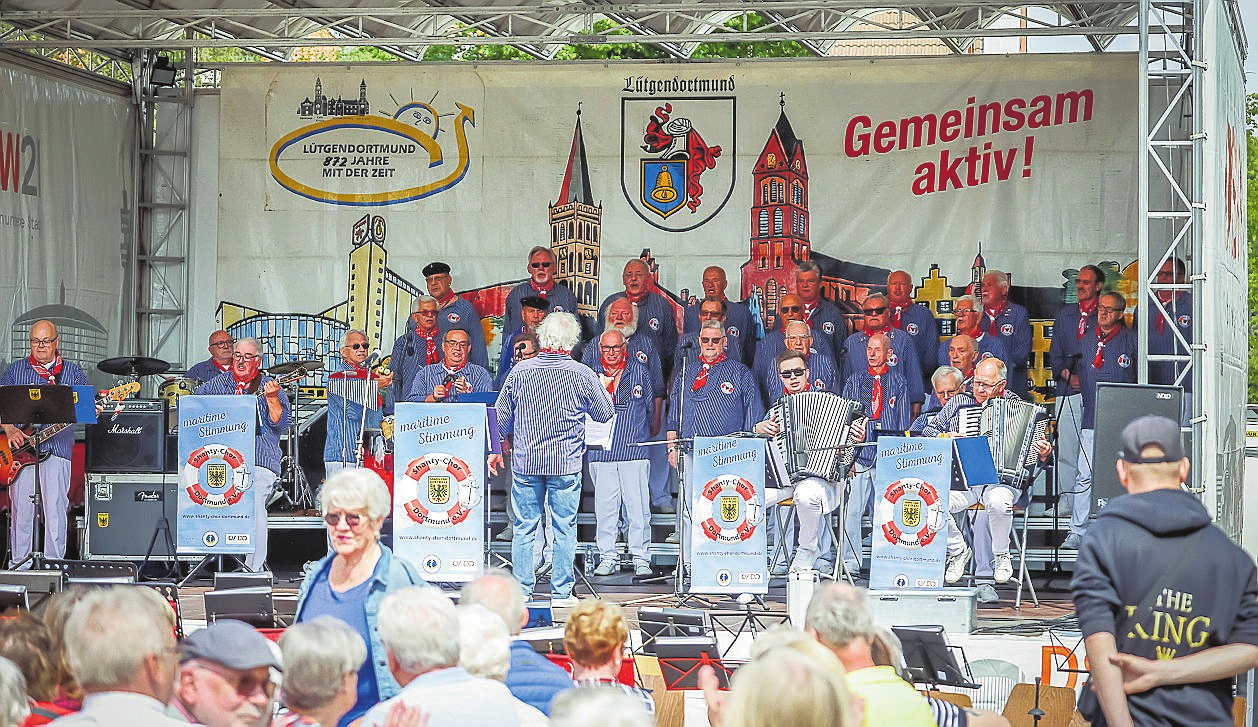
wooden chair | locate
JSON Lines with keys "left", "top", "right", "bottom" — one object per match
{"left": 922, "top": 689, "right": 973, "bottom": 708}
{"left": 1001, "top": 683, "right": 1077, "bottom": 727}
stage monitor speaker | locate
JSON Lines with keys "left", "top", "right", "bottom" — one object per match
{"left": 85, "top": 400, "right": 166, "bottom": 473}
{"left": 1092, "top": 383, "right": 1184, "bottom": 510}
{"left": 84, "top": 474, "right": 177, "bottom": 559}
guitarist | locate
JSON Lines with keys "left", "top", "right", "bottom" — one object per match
{"left": 0, "top": 320, "right": 89, "bottom": 566}
{"left": 195, "top": 337, "right": 290, "bottom": 571}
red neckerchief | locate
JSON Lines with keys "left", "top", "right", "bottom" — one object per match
{"left": 540, "top": 348, "right": 571, "bottom": 356}
{"left": 692, "top": 352, "right": 727, "bottom": 391}
{"left": 783, "top": 379, "right": 811, "bottom": 397}
{"left": 445, "top": 362, "right": 466, "bottom": 374}
{"left": 802, "top": 301, "right": 818, "bottom": 324}
{"left": 869, "top": 364, "right": 888, "bottom": 419}
{"left": 863, "top": 321, "right": 887, "bottom": 336}
{"left": 28, "top": 355, "right": 64, "bottom": 384}
{"left": 1093, "top": 326, "right": 1121, "bottom": 369}
{"left": 600, "top": 356, "right": 624, "bottom": 395}
{"left": 624, "top": 290, "right": 648, "bottom": 305}
{"left": 984, "top": 301, "right": 1008, "bottom": 336}
{"left": 416, "top": 327, "right": 440, "bottom": 365}
{"left": 436, "top": 291, "right": 458, "bottom": 308}
{"left": 530, "top": 281, "right": 553, "bottom": 297}
{"left": 212, "top": 359, "right": 232, "bottom": 373}
{"left": 1154, "top": 294, "right": 1181, "bottom": 334}
{"left": 889, "top": 300, "right": 911, "bottom": 329}
{"left": 1077, "top": 298, "right": 1098, "bottom": 339}
{"left": 232, "top": 371, "right": 259, "bottom": 395}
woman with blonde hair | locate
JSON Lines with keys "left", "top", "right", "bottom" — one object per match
{"left": 725, "top": 642, "right": 857, "bottom": 727}
{"left": 562, "top": 599, "right": 654, "bottom": 718}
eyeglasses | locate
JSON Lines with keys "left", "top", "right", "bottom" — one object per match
{"left": 779, "top": 368, "right": 807, "bottom": 379}
{"left": 190, "top": 662, "right": 275, "bottom": 699}
{"left": 210, "top": 340, "right": 234, "bottom": 348}
{"left": 346, "top": 343, "right": 370, "bottom": 350}
{"left": 414, "top": 309, "right": 438, "bottom": 317}
{"left": 30, "top": 337, "right": 57, "bottom": 346}
{"left": 1098, "top": 305, "right": 1124, "bottom": 313}
{"left": 784, "top": 334, "right": 810, "bottom": 342}
{"left": 444, "top": 340, "right": 470, "bottom": 348}
{"left": 779, "top": 306, "right": 802, "bottom": 314}
{"left": 973, "top": 379, "right": 1004, "bottom": 390}
{"left": 600, "top": 344, "right": 626, "bottom": 352}
{"left": 324, "top": 511, "right": 363, "bottom": 528}
{"left": 529, "top": 261, "right": 553, "bottom": 269}
{"left": 936, "top": 388, "right": 961, "bottom": 398}
{"left": 515, "top": 345, "right": 534, "bottom": 355}
{"left": 698, "top": 337, "right": 723, "bottom": 344}
{"left": 955, "top": 308, "right": 978, "bottom": 316}
{"left": 232, "top": 353, "right": 259, "bottom": 362}
{"left": 861, "top": 306, "right": 888, "bottom": 315}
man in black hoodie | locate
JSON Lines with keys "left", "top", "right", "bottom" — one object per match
{"left": 1072, "top": 415, "right": 1258, "bottom": 727}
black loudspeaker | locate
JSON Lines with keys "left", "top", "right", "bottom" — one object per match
{"left": 84, "top": 474, "right": 177, "bottom": 558}
{"left": 85, "top": 400, "right": 166, "bottom": 473}
{"left": 1092, "top": 383, "right": 1184, "bottom": 509}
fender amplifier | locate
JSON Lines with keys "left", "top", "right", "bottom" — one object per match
{"left": 85, "top": 473, "right": 177, "bottom": 558}
{"left": 85, "top": 400, "right": 166, "bottom": 473}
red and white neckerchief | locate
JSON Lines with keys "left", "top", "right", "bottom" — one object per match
{"left": 232, "top": 372, "right": 258, "bottom": 395}
{"left": 889, "top": 301, "right": 911, "bottom": 329}
{"left": 601, "top": 356, "right": 624, "bottom": 396}
{"left": 802, "top": 301, "right": 818, "bottom": 324}
{"left": 624, "top": 289, "right": 648, "bottom": 305}
{"left": 436, "top": 291, "right": 458, "bottom": 308}
{"left": 444, "top": 362, "right": 466, "bottom": 376}
{"left": 863, "top": 321, "right": 887, "bottom": 336}
{"left": 958, "top": 323, "right": 982, "bottom": 338}
{"left": 212, "top": 358, "right": 232, "bottom": 373}
{"left": 869, "top": 364, "right": 888, "bottom": 419}
{"left": 1092, "top": 326, "right": 1121, "bottom": 369}
{"left": 984, "top": 302, "right": 1008, "bottom": 336}
{"left": 28, "top": 355, "right": 64, "bottom": 385}
{"left": 1154, "top": 294, "right": 1180, "bottom": 334}
{"left": 530, "top": 281, "right": 553, "bottom": 298}
{"left": 783, "top": 379, "right": 811, "bottom": 397}
{"left": 692, "top": 352, "right": 727, "bottom": 391}
{"left": 540, "top": 347, "right": 572, "bottom": 356}
{"left": 416, "top": 327, "right": 440, "bottom": 365}
{"left": 1077, "top": 298, "right": 1098, "bottom": 339}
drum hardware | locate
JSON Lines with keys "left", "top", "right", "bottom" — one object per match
{"left": 268, "top": 359, "right": 323, "bottom": 377}
{"left": 158, "top": 377, "right": 200, "bottom": 434}
{"left": 269, "top": 361, "right": 319, "bottom": 513}
{"left": 97, "top": 356, "right": 171, "bottom": 378}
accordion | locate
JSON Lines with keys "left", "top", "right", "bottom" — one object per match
{"left": 766, "top": 391, "right": 864, "bottom": 483}
{"left": 959, "top": 398, "right": 1048, "bottom": 490}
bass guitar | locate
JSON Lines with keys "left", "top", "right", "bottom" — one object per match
{"left": 0, "top": 382, "right": 140, "bottom": 486}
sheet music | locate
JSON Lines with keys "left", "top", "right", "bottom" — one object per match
{"left": 584, "top": 413, "right": 615, "bottom": 449}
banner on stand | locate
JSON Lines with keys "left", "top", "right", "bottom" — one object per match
{"left": 392, "top": 402, "right": 487, "bottom": 582}
{"left": 689, "top": 436, "right": 767, "bottom": 594}
{"left": 870, "top": 436, "right": 952, "bottom": 589}
{"left": 176, "top": 396, "right": 258, "bottom": 554}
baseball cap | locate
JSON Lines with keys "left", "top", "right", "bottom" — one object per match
{"left": 1118, "top": 415, "right": 1185, "bottom": 463}
{"left": 181, "top": 620, "right": 283, "bottom": 671}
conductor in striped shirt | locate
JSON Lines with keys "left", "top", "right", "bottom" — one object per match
{"left": 490, "top": 312, "right": 615, "bottom": 607}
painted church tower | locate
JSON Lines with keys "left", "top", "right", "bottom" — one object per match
{"left": 741, "top": 97, "right": 809, "bottom": 328}
{"left": 549, "top": 108, "right": 602, "bottom": 323}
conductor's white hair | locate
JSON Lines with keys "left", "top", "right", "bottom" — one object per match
{"left": 537, "top": 312, "right": 582, "bottom": 352}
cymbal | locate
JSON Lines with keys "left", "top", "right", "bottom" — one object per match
{"left": 269, "top": 359, "right": 323, "bottom": 376}
{"left": 97, "top": 355, "right": 171, "bottom": 377}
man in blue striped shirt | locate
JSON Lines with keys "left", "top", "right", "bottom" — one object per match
{"left": 0, "top": 320, "right": 89, "bottom": 566}
{"left": 980, "top": 270, "right": 1033, "bottom": 397}
{"left": 424, "top": 262, "right": 489, "bottom": 369}
{"left": 887, "top": 270, "right": 939, "bottom": 394}
{"left": 496, "top": 295, "right": 549, "bottom": 390}
{"left": 840, "top": 293, "right": 924, "bottom": 413}
{"left": 586, "top": 330, "right": 655, "bottom": 578}
{"left": 682, "top": 266, "right": 756, "bottom": 364}
{"left": 195, "top": 337, "right": 291, "bottom": 571}
{"left": 491, "top": 313, "right": 614, "bottom": 606}
{"left": 666, "top": 321, "right": 763, "bottom": 467}
{"left": 406, "top": 329, "right": 493, "bottom": 403}
{"left": 325, "top": 328, "right": 393, "bottom": 480}
{"left": 390, "top": 296, "right": 444, "bottom": 401}
{"left": 760, "top": 321, "right": 841, "bottom": 405}
{"left": 185, "top": 330, "right": 235, "bottom": 383}
{"left": 501, "top": 247, "right": 580, "bottom": 345}
{"left": 596, "top": 259, "right": 679, "bottom": 378}
{"left": 796, "top": 261, "right": 849, "bottom": 362}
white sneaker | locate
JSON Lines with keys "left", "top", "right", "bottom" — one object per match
{"left": 551, "top": 595, "right": 580, "bottom": 608}
{"left": 993, "top": 553, "right": 1014, "bottom": 584}
{"left": 1061, "top": 533, "right": 1083, "bottom": 549}
{"left": 633, "top": 559, "right": 654, "bottom": 577}
{"left": 593, "top": 559, "right": 617, "bottom": 576}
{"left": 975, "top": 583, "right": 1000, "bottom": 604}
{"left": 944, "top": 545, "right": 972, "bottom": 584}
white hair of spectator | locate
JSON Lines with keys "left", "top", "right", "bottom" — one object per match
{"left": 956, "top": 294, "right": 979, "bottom": 310}
{"left": 457, "top": 604, "right": 511, "bottom": 681}
{"left": 537, "top": 312, "right": 582, "bottom": 352}
{"left": 804, "top": 583, "right": 873, "bottom": 650}
{"left": 65, "top": 586, "right": 174, "bottom": 691}
{"left": 278, "top": 617, "right": 368, "bottom": 712}
{"left": 340, "top": 328, "right": 369, "bottom": 348}
{"left": 985, "top": 270, "right": 1010, "bottom": 290}
{"left": 748, "top": 624, "right": 816, "bottom": 661}
{"left": 321, "top": 467, "right": 391, "bottom": 520}
{"left": 460, "top": 569, "right": 527, "bottom": 636}
{"left": 411, "top": 294, "right": 438, "bottom": 312}
{"left": 550, "top": 685, "right": 653, "bottom": 727}
{"left": 377, "top": 587, "right": 460, "bottom": 672}
{"left": 0, "top": 657, "right": 29, "bottom": 727}
{"left": 931, "top": 366, "right": 964, "bottom": 390}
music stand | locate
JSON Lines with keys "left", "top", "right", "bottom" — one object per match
{"left": 203, "top": 585, "right": 275, "bottom": 627}
{"left": 140, "top": 472, "right": 179, "bottom": 581}
{"left": 636, "top": 607, "right": 707, "bottom": 655}
{"left": 0, "top": 385, "right": 76, "bottom": 570}
{"left": 891, "top": 625, "right": 980, "bottom": 690}
{"left": 656, "top": 636, "right": 734, "bottom": 690}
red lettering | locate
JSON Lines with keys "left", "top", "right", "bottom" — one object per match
{"left": 873, "top": 121, "right": 898, "bottom": 154}
{"left": 844, "top": 116, "right": 873, "bottom": 157}
{"left": 939, "top": 111, "right": 962, "bottom": 142}
{"left": 0, "top": 132, "right": 18, "bottom": 193}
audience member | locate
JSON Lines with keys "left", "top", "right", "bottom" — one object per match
{"left": 460, "top": 571, "right": 572, "bottom": 715}
{"left": 275, "top": 617, "right": 396, "bottom": 727}
{"left": 0, "top": 613, "right": 72, "bottom": 723}
{"left": 549, "top": 687, "right": 651, "bottom": 727}
{"left": 870, "top": 626, "right": 1009, "bottom": 727}
{"left": 562, "top": 600, "right": 653, "bottom": 717}
{"left": 0, "top": 657, "right": 30, "bottom": 727}
{"left": 169, "top": 620, "right": 282, "bottom": 727}
{"left": 726, "top": 642, "right": 856, "bottom": 727}
{"left": 40, "top": 589, "right": 90, "bottom": 711}
{"left": 53, "top": 586, "right": 183, "bottom": 726}
{"left": 456, "top": 604, "right": 549, "bottom": 726}
{"left": 361, "top": 587, "right": 519, "bottom": 727}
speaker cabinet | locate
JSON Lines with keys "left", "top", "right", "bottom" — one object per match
{"left": 85, "top": 400, "right": 166, "bottom": 473}
{"left": 84, "top": 473, "right": 177, "bottom": 559}
{"left": 1092, "top": 383, "right": 1184, "bottom": 509}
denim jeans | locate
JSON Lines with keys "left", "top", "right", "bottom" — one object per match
{"left": 511, "top": 472, "right": 581, "bottom": 598}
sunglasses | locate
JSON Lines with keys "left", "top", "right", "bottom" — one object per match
{"left": 779, "top": 306, "right": 802, "bottom": 314}
{"left": 324, "top": 512, "right": 363, "bottom": 527}
{"left": 699, "top": 337, "right": 723, "bottom": 344}
{"left": 347, "top": 343, "right": 369, "bottom": 350}
{"left": 779, "top": 368, "right": 807, "bottom": 379}
{"left": 530, "top": 261, "right": 553, "bottom": 269}
{"left": 861, "top": 306, "right": 888, "bottom": 315}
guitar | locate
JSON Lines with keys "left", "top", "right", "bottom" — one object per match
{"left": 0, "top": 382, "right": 141, "bottom": 486}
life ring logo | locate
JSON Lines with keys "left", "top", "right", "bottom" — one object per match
{"left": 402, "top": 453, "right": 481, "bottom": 528}
{"left": 696, "top": 474, "right": 760, "bottom": 543}
{"left": 1001, "top": 323, "right": 1014, "bottom": 336}
{"left": 907, "top": 323, "right": 919, "bottom": 335}
{"left": 268, "top": 98, "right": 476, "bottom": 207}
{"left": 183, "top": 445, "right": 252, "bottom": 508}
{"left": 875, "top": 477, "right": 945, "bottom": 550}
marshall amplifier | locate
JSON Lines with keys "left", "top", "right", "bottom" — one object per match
{"left": 85, "top": 399, "right": 166, "bottom": 473}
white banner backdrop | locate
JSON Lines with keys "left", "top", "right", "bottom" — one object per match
{"left": 0, "top": 61, "right": 132, "bottom": 383}
{"left": 216, "top": 55, "right": 1137, "bottom": 386}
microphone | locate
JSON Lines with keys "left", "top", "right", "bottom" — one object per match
{"left": 366, "top": 349, "right": 382, "bottom": 366}
{"left": 679, "top": 339, "right": 695, "bottom": 349}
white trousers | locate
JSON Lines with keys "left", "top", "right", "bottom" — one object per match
{"left": 780, "top": 477, "right": 838, "bottom": 569}
{"left": 9, "top": 456, "right": 71, "bottom": 568}
{"left": 1072, "top": 428, "right": 1095, "bottom": 536}
{"left": 590, "top": 460, "right": 651, "bottom": 561}
{"left": 946, "top": 485, "right": 1017, "bottom": 558}
{"left": 246, "top": 468, "right": 277, "bottom": 571}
